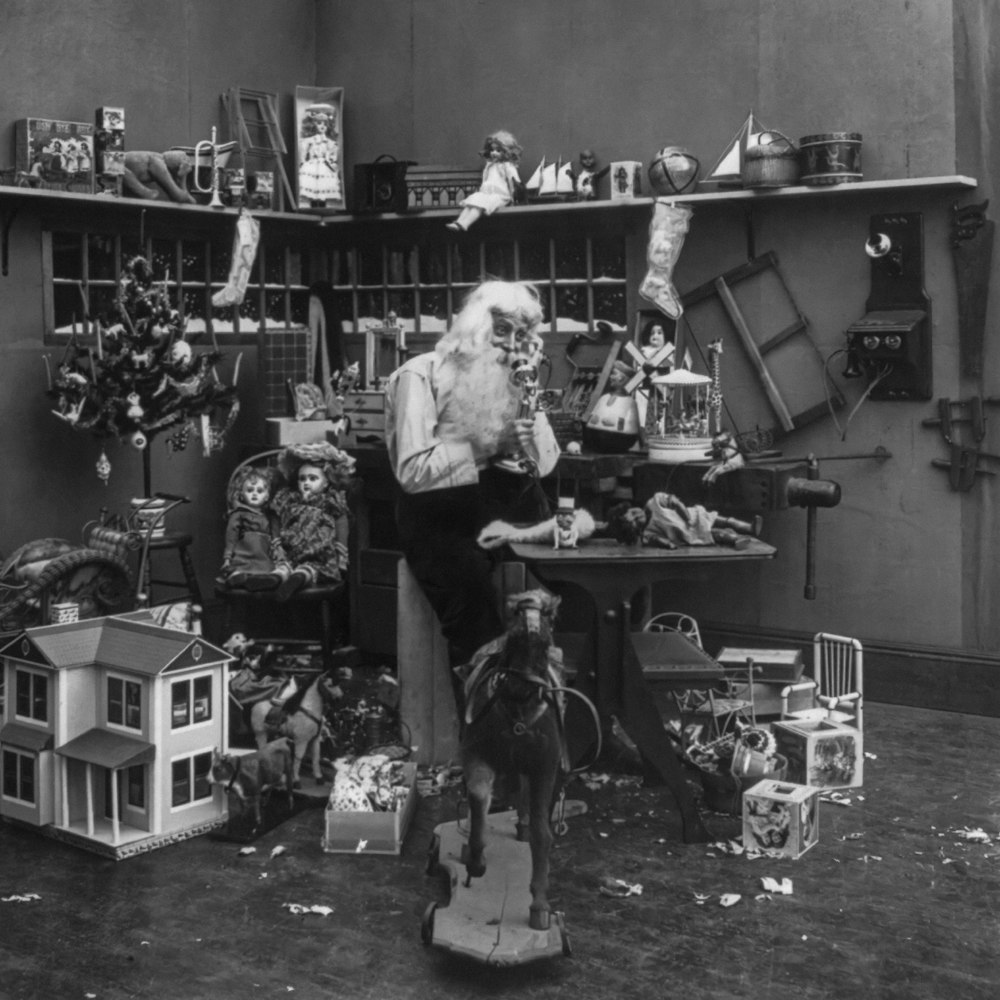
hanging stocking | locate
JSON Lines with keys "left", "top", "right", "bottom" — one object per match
{"left": 212, "top": 209, "right": 261, "bottom": 307}
{"left": 639, "top": 201, "right": 692, "bottom": 319}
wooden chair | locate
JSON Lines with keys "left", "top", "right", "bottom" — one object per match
{"left": 214, "top": 449, "right": 351, "bottom": 669}
{"left": 780, "top": 632, "right": 863, "bottom": 732}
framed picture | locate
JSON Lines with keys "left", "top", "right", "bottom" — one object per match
{"left": 15, "top": 118, "right": 95, "bottom": 192}
{"left": 294, "top": 85, "right": 345, "bottom": 212}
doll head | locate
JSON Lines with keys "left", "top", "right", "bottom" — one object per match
{"left": 228, "top": 465, "right": 275, "bottom": 513}
{"left": 279, "top": 442, "right": 356, "bottom": 495}
{"left": 297, "top": 462, "right": 328, "bottom": 499}
{"left": 645, "top": 324, "right": 666, "bottom": 350}
{"left": 480, "top": 130, "right": 522, "bottom": 165}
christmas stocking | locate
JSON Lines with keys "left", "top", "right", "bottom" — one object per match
{"left": 212, "top": 209, "right": 261, "bottom": 307}
{"left": 639, "top": 201, "right": 692, "bottom": 319}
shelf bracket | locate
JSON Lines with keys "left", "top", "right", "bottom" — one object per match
{"left": 1, "top": 203, "right": 22, "bottom": 277}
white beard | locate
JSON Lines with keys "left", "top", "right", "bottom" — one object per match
{"left": 435, "top": 346, "right": 520, "bottom": 456}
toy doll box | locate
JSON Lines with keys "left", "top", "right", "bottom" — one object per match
{"left": 15, "top": 118, "right": 95, "bottom": 191}
{"left": 772, "top": 718, "right": 863, "bottom": 790}
{"left": 322, "top": 762, "right": 418, "bottom": 855}
{"left": 742, "top": 778, "right": 819, "bottom": 859}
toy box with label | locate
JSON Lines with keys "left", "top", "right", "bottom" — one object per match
{"left": 742, "top": 778, "right": 819, "bottom": 859}
{"left": 322, "top": 761, "right": 418, "bottom": 855}
{"left": 772, "top": 718, "right": 863, "bottom": 789}
{"left": 15, "top": 118, "right": 95, "bottom": 192}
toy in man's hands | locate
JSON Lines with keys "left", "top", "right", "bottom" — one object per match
{"left": 447, "top": 130, "right": 523, "bottom": 232}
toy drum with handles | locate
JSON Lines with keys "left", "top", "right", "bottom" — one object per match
{"left": 798, "top": 132, "right": 863, "bottom": 185}
{"left": 741, "top": 131, "right": 799, "bottom": 189}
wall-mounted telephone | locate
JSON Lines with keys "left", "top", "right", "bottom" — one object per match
{"left": 844, "top": 212, "right": 932, "bottom": 400}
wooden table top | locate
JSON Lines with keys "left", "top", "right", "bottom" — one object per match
{"left": 509, "top": 537, "right": 777, "bottom": 565}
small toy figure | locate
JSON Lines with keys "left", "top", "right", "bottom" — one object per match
{"left": 702, "top": 431, "right": 746, "bottom": 484}
{"left": 270, "top": 442, "right": 356, "bottom": 600}
{"left": 447, "top": 130, "right": 523, "bottom": 232}
{"left": 218, "top": 466, "right": 290, "bottom": 592}
{"left": 554, "top": 498, "right": 580, "bottom": 549}
{"left": 574, "top": 149, "right": 608, "bottom": 200}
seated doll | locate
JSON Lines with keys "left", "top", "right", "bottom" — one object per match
{"left": 270, "top": 442, "right": 356, "bottom": 601}
{"left": 218, "top": 466, "right": 291, "bottom": 592}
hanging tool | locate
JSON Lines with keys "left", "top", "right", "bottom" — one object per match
{"left": 923, "top": 396, "right": 1000, "bottom": 491}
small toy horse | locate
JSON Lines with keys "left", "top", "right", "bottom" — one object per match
{"left": 267, "top": 672, "right": 343, "bottom": 786}
{"left": 458, "top": 589, "right": 569, "bottom": 931}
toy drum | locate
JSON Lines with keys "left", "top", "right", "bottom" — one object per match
{"left": 741, "top": 131, "right": 799, "bottom": 189}
{"left": 798, "top": 132, "right": 863, "bottom": 185}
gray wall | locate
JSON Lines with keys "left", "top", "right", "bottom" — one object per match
{"left": 2, "top": 2, "right": 998, "bottom": 694}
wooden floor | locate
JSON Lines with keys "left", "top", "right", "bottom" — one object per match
{"left": 1, "top": 701, "right": 998, "bottom": 999}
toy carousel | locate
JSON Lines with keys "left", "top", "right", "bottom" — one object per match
{"left": 645, "top": 339, "right": 724, "bottom": 464}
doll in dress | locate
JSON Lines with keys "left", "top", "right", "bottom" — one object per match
{"left": 447, "top": 130, "right": 523, "bottom": 231}
{"left": 218, "top": 467, "right": 290, "bottom": 591}
{"left": 298, "top": 103, "right": 343, "bottom": 209}
{"left": 270, "top": 442, "right": 356, "bottom": 601}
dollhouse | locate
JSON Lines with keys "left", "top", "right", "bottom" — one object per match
{"left": 0, "top": 614, "right": 233, "bottom": 859}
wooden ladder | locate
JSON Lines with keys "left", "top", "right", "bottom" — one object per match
{"left": 222, "top": 87, "right": 295, "bottom": 211}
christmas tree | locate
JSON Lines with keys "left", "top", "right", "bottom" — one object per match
{"left": 46, "top": 255, "right": 240, "bottom": 485}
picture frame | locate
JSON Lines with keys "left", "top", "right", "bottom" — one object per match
{"left": 294, "top": 85, "right": 345, "bottom": 212}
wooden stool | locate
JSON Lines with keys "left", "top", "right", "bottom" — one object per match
{"left": 141, "top": 531, "right": 203, "bottom": 607}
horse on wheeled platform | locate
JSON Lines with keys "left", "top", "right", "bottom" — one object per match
{"left": 458, "top": 588, "right": 583, "bottom": 932}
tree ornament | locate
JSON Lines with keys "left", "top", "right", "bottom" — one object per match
{"left": 96, "top": 450, "right": 112, "bottom": 484}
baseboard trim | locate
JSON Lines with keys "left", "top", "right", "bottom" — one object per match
{"left": 701, "top": 622, "right": 1000, "bottom": 718}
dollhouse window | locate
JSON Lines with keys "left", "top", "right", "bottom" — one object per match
{"left": 127, "top": 765, "right": 146, "bottom": 810}
{"left": 171, "top": 752, "right": 213, "bottom": 808}
{"left": 107, "top": 676, "right": 142, "bottom": 730}
{"left": 14, "top": 669, "right": 48, "bottom": 724}
{"left": 2, "top": 749, "right": 36, "bottom": 805}
{"left": 170, "top": 676, "right": 213, "bottom": 729}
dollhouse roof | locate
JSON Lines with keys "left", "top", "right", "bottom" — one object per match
{"left": 0, "top": 615, "right": 232, "bottom": 676}
{"left": 56, "top": 727, "right": 155, "bottom": 769}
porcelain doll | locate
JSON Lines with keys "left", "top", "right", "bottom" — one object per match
{"left": 270, "top": 442, "right": 355, "bottom": 601}
{"left": 298, "top": 104, "right": 342, "bottom": 208}
{"left": 447, "top": 130, "right": 523, "bottom": 231}
{"left": 218, "top": 467, "right": 290, "bottom": 591}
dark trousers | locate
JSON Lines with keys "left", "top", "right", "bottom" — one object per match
{"left": 395, "top": 470, "right": 549, "bottom": 674}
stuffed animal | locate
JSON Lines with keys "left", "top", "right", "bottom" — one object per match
{"left": 122, "top": 150, "right": 195, "bottom": 203}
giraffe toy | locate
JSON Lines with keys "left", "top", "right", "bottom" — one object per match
{"left": 707, "top": 339, "right": 724, "bottom": 437}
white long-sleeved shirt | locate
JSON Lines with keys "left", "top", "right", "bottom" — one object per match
{"left": 384, "top": 351, "right": 560, "bottom": 494}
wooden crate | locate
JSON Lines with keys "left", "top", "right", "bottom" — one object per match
{"left": 772, "top": 718, "right": 863, "bottom": 789}
{"left": 321, "top": 761, "right": 418, "bottom": 855}
{"left": 742, "top": 778, "right": 819, "bottom": 858}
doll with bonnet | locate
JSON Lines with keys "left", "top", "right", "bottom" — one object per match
{"left": 270, "top": 442, "right": 356, "bottom": 601}
{"left": 218, "top": 465, "right": 290, "bottom": 591}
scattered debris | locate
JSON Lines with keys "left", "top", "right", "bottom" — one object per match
{"left": 2, "top": 893, "right": 41, "bottom": 903}
{"left": 270, "top": 845, "right": 287, "bottom": 858}
{"left": 283, "top": 903, "right": 334, "bottom": 917}
{"left": 953, "top": 826, "right": 991, "bottom": 843}
{"left": 355, "top": 839, "right": 369, "bottom": 853}
{"left": 599, "top": 877, "right": 643, "bottom": 898}
{"left": 820, "top": 792, "right": 853, "bottom": 807}
{"left": 693, "top": 892, "right": 712, "bottom": 905}
{"left": 838, "top": 832, "right": 864, "bottom": 841}
{"left": 760, "top": 877, "right": 793, "bottom": 895}
{"left": 237, "top": 846, "right": 257, "bottom": 856}
{"left": 719, "top": 894, "right": 741, "bottom": 907}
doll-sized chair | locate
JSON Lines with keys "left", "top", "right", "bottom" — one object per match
{"left": 214, "top": 449, "right": 351, "bottom": 670}
{"left": 780, "top": 632, "right": 863, "bottom": 733}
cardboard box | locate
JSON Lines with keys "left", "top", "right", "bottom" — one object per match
{"left": 742, "top": 778, "right": 819, "bottom": 859}
{"left": 772, "top": 718, "right": 863, "bottom": 789}
{"left": 717, "top": 647, "right": 804, "bottom": 683}
{"left": 15, "top": 118, "right": 95, "bottom": 192}
{"left": 265, "top": 417, "right": 340, "bottom": 446}
{"left": 321, "top": 761, "right": 418, "bottom": 855}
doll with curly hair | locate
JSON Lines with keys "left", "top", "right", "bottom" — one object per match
{"left": 447, "top": 129, "right": 523, "bottom": 232}
{"left": 270, "top": 442, "right": 356, "bottom": 601}
{"left": 218, "top": 466, "right": 291, "bottom": 592}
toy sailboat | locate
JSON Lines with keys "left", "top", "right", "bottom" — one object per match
{"left": 703, "top": 111, "right": 769, "bottom": 187}
{"left": 525, "top": 157, "right": 575, "bottom": 201}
